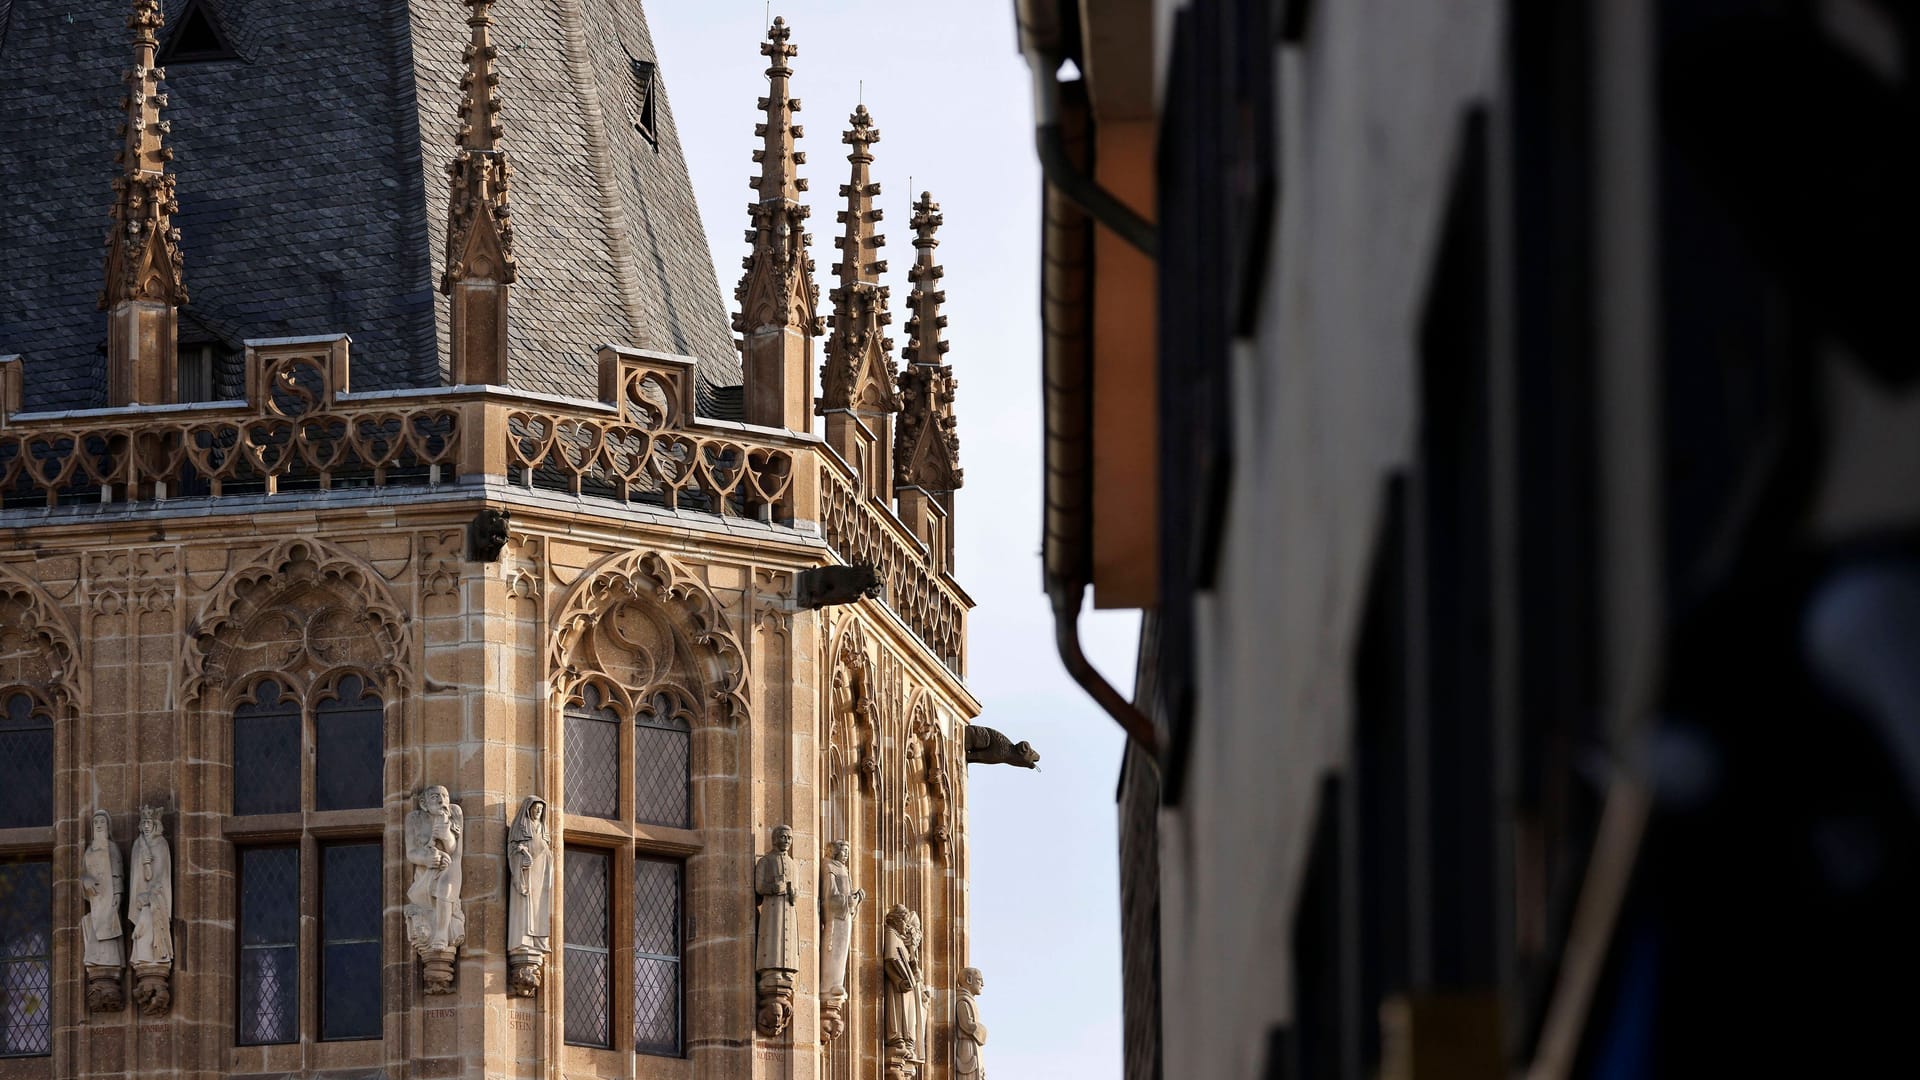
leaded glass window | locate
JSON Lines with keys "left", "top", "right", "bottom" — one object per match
{"left": 0, "top": 693, "right": 51, "bottom": 830}
{"left": 565, "top": 685, "right": 620, "bottom": 820}
{"left": 238, "top": 846, "right": 299, "bottom": 1045}
{"left": 633, "top": 857, "right": 682, "bottom": 1056}
{"left": 0, "top": 859, "right": 50, "bottom": 1058}
{"left": 634, "top": 690, "right": 692, "bottom": 829}
{"left": 316, "top": 676, "right": 384, "bottom": 811}
{"left": 564, "top": 848, "right": 612, "bottom": 1048}
{"left": 234, "top": 681, "right": 299, "bottom": 815}
{"left": 320, "top": 843, "right": 381, "bottom": 1040}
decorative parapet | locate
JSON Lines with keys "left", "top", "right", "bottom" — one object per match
{"left": 819, "top": 461, "right": 967, "bottom": 672}
{"left": 0, "top": 340, "right": 964, "bottom": 670}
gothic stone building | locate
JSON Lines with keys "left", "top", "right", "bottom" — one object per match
{"left": 0, "top": 2, "right": 983, "bottom": 1078}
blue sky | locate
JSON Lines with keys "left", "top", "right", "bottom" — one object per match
{"left": 648, "top": 5, "right": 1142, "bottom": 1075}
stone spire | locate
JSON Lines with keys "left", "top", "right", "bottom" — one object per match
{"left": 894, "top": 192, "right": 962, "bottom": 566}
{"left": 820, "top": 105, "right": 901, "bottom": 498}
{"left": 100, "top": 0, "right": 186, "bottom": 406}
{"left": 733, "top": 16, "right": 822, "bottom": 431}
{"left": 442, "top": 0, "right": 517, "bottom": 385}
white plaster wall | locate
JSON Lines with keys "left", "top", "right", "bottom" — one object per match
{"left": 1150, "top": 1, "right": 1506, "bottom": 1075}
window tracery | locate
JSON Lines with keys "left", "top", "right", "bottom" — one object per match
{"left": 551, "top": 549, "right": 743, "bottom": 1060}
{"left": 187, "top": 538, "right": 406, "bottom": 1051}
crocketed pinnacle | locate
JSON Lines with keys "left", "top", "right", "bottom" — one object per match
{"left": 819, "top": 104, "right": 897, "bottom": 413}
{"left": 442, "top": 0, "right": 516, "bottom": 293}
{"left": 101, "top": 0, "right": 186, "bottom": 309}
{"left": 733, "top": 16, "right": 822, "bottom": 339}
{"left": 832, "top": 104, "right": 885, "bottom": 289}
{"left": 752, "top": 16, "right": 805, "bottom": 203}
{"left": 894, "top": 191, "right": 961, "bottom": 492}
{"left": 456, "top": 0, "right": 505, "bottom": 152}
{"left": 902, "top": 191, "right": 947, "bottom": 365}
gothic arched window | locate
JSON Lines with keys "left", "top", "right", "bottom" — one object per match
{"left": 633, "top": 689, "right": 693, "bottom": 829}
{"left": 562, "top": 683, "right": 693, "bottom": 828}
{"left": 551, "top": 552, "right": 742, "bottom": 1062}
{"left": 0, "top": 857, "right": 51, "bottom": 1057}
{"left": 230, "top": 672, "right": 386, "bottom": 1045}
{"left": 234, "top": 680, "right": 299, "bottom": 816}
{"left": 0, "top": 690, "right": 52, "bottom": 829}
{"left": 315, "top": 675, "right": 383, "bottom": 811}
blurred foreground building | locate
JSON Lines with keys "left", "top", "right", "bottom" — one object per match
{"left": 1019, "top": 0, "right": 1920, "bottom": 1076}
{"left": 0, "top": 3, "right": 988, "bottom": 1078}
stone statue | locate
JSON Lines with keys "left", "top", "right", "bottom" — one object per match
{"left": 955, "top": 966, "right": 988, "bottom": 1079}
{"left": 753, "top": 823, "right": 800, "bottom": 1037}
{"left": 964, "top": 724, "right": 1040, "bottom": 769}
{"left": 883, "top": 904, "right": 926, "bottom": 1076}
{"left": 80, "top": 810, "right": 124, "bottom": 1012}
{"left": 819, "top": 838, "right": 865, "bottom": 1040}
{"left": 127, "top": 806, "right": 173, "bottom": 1015}
{"left": 405, "top": 784, "right": 466, "bottom": 993}
{"left": 506, "top": 795, "right": 554, "bottom": 996}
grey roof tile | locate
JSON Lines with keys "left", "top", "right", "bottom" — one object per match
{"left": 0, "top": 0, "right": 738, "bottom": 410}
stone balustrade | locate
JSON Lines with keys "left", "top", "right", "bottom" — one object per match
{"left": 0, "top": 339, "right": 967, "bottom": 671}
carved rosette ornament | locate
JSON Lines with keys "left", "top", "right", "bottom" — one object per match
{"left": 405, "top": 786, "right": 466, "bottom": 994}
{"left": 127, "top": 805, "right": 174, "bottom": 1015}
{"left": 754, "top": 824, "right": 801, "bottom": 1037}
{"left": 80, "top": 811, "right": 125, "bottom": 1012}
{"left": 894, "top": 193, "right": 962, "bottom": 494}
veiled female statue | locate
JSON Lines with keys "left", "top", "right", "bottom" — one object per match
{"left": 507, "top": 795, "right": 554, "bottom": 996}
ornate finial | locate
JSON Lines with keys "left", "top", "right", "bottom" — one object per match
{"left": 456, "top": 0, "right": 506, "bottom": 152}
{"left": 442, "top": 0, "right": 516, "bottom": 384}
{"left": 903, "top": 192, "right": 947, "bottom": 365}
{"left": 734, "top": 17, "right": 822, "bottom": 429}
{"left": 100, "top": 0, "right": 185, "bottom": 405}
{"left": 101, "top": 0, "right": 185, "bottom": 313}
{"left": 894, "top": 191, "right": 961, "bottom": 494}
{"left": 818, "top": 105, "right": 897, "bottom": 416}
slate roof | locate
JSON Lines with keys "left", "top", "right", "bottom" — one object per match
{"left": 0, "top": 0, "right": 738, "bottom": 412}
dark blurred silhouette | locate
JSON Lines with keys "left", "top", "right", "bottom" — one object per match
{"left": 1019, "top": 0, "right": 1920, "bottom": 1075}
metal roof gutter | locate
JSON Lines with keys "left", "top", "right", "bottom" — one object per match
{"left": 1018, "top": 0, "right": 1159, "bottom": 757}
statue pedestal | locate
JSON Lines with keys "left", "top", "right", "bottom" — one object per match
{"left": 755, "top": 969, "right": 795, "bottom": 1037}
{"left": 508, "top": 950, "right": 545, "bottom": 997}
{"left": 886, "top": 1048, "right": 920, "bottom": 1080}
{"left": 131, "top": 961, "right": 171, "bottom": 1016}
{"left": 419, "top": 947, "right": 458, "bottom": 995}
{"left": 820, "top": 987, "right": 847, "bottom": 1041}
{"left": 84, "top": 964, "right": 124, "bottom": 1013}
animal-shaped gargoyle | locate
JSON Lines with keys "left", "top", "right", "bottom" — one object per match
{"left": 964, "top": 725, "right": 1040, "bottom": 769}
